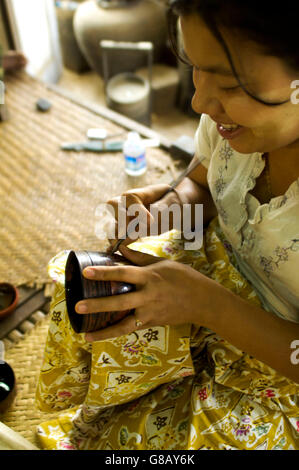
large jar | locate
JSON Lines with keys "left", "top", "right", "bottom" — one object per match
{"left": 73, "top": 0, "right": 168, "bottom": 78}
{"left": 56, "top": 1, "right": 90, "bottom": 73}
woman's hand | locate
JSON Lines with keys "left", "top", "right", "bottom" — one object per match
{"left": 106, "top": 184, "right": 181, "bottom": 250}
{"left": 75, "top": 245, "right": 217, "bottom": 342}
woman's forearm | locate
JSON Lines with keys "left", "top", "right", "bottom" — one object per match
{"left": 203, "top": 282, "right": 299, "bottom": 383}
{"left": 152, "top": 176, "right": 217, "bottom": 231}
{"left": 176, "top": 176, "right": 218, "bottom": 227}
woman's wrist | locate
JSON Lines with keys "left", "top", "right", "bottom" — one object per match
{"left": 148, "top": 188, "right": 183, "bottom": 234}
{"left": 191, "top": 274, "right": 235, "bottom": 330}
{"left": 202, "top": 281, "right": 233, "bottom": 330}
{"left": 172, "top": 177, "right": 217, "bottom": 227}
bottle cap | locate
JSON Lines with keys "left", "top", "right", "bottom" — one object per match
{"left": 127, "top": 132, "right": 141, "bottom": 142}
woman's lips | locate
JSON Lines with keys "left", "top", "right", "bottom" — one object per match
{"left": 216, "top": 123, "right": 245, "bottom": 140}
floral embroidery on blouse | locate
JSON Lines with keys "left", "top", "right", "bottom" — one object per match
{"left": 260, "top": 239, "right": 299, "bottom": 277}
{"left": 239, "top": 230, "right": 257, "bottom": 260}
{"left": 215, "top": 173, "right": 226, "bottom": 200}
{"left": 269, "top": 194, "right": 288, "bottom": 211}
{"left": 246, "top": 174, "right": 257, "bottom": 191}
{"left": 219, "top": 140, "right": 234, "bottom": 169}
{"left": 217, "top": 203, "right": 228, "bottom": 225}
{"left": 215, "top": 148, "right": 231, "bottom": 202}
{"left": 213, "top": 141, "right": 235, "bottom": 225}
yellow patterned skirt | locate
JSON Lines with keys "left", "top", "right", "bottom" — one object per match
{"left": 35, "top": 217, "right": 299, "bottom": 450}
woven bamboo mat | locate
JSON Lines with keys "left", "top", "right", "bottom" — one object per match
{"left": 1, "top": 314, "right": 64, "bottom": 448}
{"left": 0, "top": 71, "right": 184, "bottom": 288}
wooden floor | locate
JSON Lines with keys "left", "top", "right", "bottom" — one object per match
{"left": 0, "top": 285, "right": 50, "bottom": 349}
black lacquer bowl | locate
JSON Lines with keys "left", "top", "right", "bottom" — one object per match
{"left": 65, "top": 251, "right": 135, "bottom": 333}
{"left": 0, "top": 360, "right": 16, "bottom": 414}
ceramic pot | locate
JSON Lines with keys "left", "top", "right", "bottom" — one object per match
{"left": 73, "top": 0, "right": 168, "bottom": 77}
{"left": 0, "top": 283, "right": 19, "bottom": 320}
{"left": 56, "top": 2, "right": 90, "bottom": 73}
{"left": 65, "top": 251, "right": 135, "bottom": 333}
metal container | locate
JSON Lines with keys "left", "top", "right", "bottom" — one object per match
{"left": 101, "top": 40, "right": 153, "bottom": 125}
{"left": 106, "top": 72, "right": 150, "bottom": 123}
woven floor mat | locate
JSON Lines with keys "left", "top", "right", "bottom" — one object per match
{"left": 0, "top": 72, "right": 184, "bottom": 288}
{"left": 1, "top": 314, "right": 64, "bottom": 448}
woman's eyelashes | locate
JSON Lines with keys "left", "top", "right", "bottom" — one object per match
{"left": 220, "top": 85, "right": 241, "bottom": 92}
{"left": 192, "top": 67, "right": 243, "bottom": 91}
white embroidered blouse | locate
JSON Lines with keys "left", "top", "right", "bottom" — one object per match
{"left": 194, "top": 114, "right": 299, "bottom": 323}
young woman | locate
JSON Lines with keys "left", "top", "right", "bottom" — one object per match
{"left": 36, "top": 1, "right": 299, "bottom": 450}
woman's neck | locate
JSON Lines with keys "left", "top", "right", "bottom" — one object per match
{"left": 267, "top": 145, "right": 299, "bottom": 197}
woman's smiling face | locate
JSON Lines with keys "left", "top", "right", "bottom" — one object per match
{"left": 180, "top": 14, "right": 299, "bottom": 155}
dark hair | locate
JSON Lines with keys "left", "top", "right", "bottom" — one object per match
{"left": 167, "top": 0, "right": 298, "bottom": 106}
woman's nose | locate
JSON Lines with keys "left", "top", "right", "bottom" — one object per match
{"left": 191, "top": 69, "right": 224, "bottom": 117}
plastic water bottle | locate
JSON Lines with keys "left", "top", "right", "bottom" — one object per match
{"left": 123, "top": 132, "right": 147, "bottom": 176}
{"left": 55, "top": 1, "right": 79, "bottom": 10}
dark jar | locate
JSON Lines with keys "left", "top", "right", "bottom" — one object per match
{"left": 65, "top": 251, "right": 135, "bottom": 333}
{"left": 0, "top": 361, "right": 16, "bottom": 414}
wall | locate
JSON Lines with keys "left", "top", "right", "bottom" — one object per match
{"left": 4, "top": 0, "right": 62, "bottom": 83}
{"left": 0, "top": 0, "right": 13, "bottom": 52}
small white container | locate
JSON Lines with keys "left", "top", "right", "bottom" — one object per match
{"left": 123, "top": 132, "right": 147, "bottom": 176}
{"left": 87, "top": 128, "right": 107, "bottom": 140}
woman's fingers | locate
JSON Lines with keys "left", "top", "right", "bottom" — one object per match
{"left": 119, "top": 245, "right": 164, "bottom": 266}
{"left": 107, "top": 238, "right": 133, "bottom": 254}
{"left": 82, "top": 264, "right": 147, "bottom": 285}
{"left": 117, "top": 184, "right": 170, "bottom": 207}
{"left": 85, "top": 313, "right": 144, "bottom": 342}
{"left": 76, "top": 290, "right": 144, "bottom": 315}
{"left": 108, "top": 192, "right": 153, "bottom": 226}
{"left": 107, "top": 203, "right": 152, "bottom": 248}
{"left": 106, "top": 185, "right": 171, "bottom": 245}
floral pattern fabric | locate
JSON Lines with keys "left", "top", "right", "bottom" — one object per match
{"left": 35, "top": 218, "right": 299, "bottom": 450}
